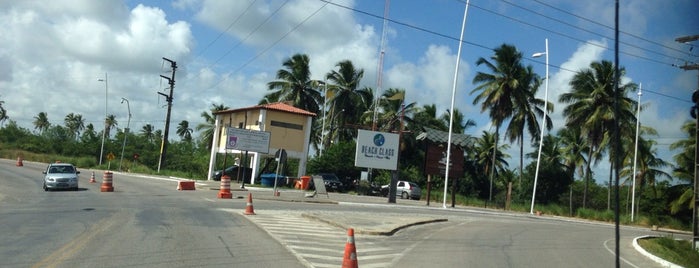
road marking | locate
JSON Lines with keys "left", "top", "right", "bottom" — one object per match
{"left": 32, "top": 212, "right": 124, "bottom": 268}
{"left": 603, "top": 238, "right": 641, "bottom": 268}
{"left": 228, "top": 209, "right": 402, "bottom": 268}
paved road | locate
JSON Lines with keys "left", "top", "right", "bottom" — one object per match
{"left": 0, "top": 159, "right": 683, "bottom": 267}
{"left": 0, "top": 160, "right": 304, "bottom": 268}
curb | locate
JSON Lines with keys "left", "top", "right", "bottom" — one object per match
{"left": 632, "top": 235, "right": 684, "bottom": 268}
{"left": 301, "top": 213, "right": 448, "bottom": 236}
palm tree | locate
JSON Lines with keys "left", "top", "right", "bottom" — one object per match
{"left": 105, "top": 114, "right": 118, "bottom": 138}
{"left": 0, "top": 96, "right": 8, "bottom": 126}
{"left": 669, "top": 121, "right": 695, "bottom": 215}
{"left": 440, "top": 108, "right": 476, "bottom": 134}
{"left": 622, "top": 136, "right": 670, "bottom": 216}
{"left": 265, "top": 53, "right": 322, "bottom": 115}
{"left": 375, "top": 89, "right": 417, "bottom": 133}
{"left": 413, "top": 104, "right": 447, "bottom": 131}
{"left": 324, "top": 60, "right": 373, "bottom": 142}
{"left": 559, "top": 60, "right": 637, "bottom": 208}
{"left": 505, "top": 65, "right": 551, "bottom": 184}
{"left": 177, "top": 120, "right": 193, "bottom": 142}
{"left": 141, "top": 124, "right": 156, "bottom": 143}
{"left": 471, "top": 43, "right": 525, "bottom": 201}
{"left": 196, "top": 103, "right": 229, "bottom": 150}
{"left": 64, "top": 113, "right": 85, "bottom": 140}
{"left": 33, "top": 112, "right": 51, "bottom": 134}
{"left": 473, "top": 131, "right": 510, "bottom": 199}
{"left": 558, "top": 127, "right": 588, "bottom": 215}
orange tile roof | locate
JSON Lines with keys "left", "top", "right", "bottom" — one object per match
{"left": 213, "top": 102, "right": 317, "bottom": 117}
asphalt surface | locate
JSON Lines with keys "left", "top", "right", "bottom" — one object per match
{"left": 197, "top": 180, "right": 448, "bottom": 235}
{"left": 191, "top": 178, "right": 688, "bottom": 268}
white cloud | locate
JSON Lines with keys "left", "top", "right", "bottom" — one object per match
{"left": 0, "top": 2, "right": 194, "bottom": 130}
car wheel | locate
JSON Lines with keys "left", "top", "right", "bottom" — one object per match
{"left": 401, "top": 192, "right": 409, "bottom": 199}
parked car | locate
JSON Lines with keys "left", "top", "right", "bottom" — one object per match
{"left": 212, "top": 165, "right": 252, "bottom": 182}
{"left": 313, "top": 173, "right": 345, "bottom": 192}
{"left": 43, "top": 163, "right": 80, "bottom": 191}
{"left": 381, "top": 180, "right": 421, "bottom": 200}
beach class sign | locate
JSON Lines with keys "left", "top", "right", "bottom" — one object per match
{"left": 354, "top": 130, "right": 399, "bottom": 170}
{"left": 226, "top": 127, "right": 271, "bottom": 154}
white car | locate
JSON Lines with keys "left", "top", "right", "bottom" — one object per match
{"left": 43, "top": 163, "right": 80, "bottom": 191}
{"left": 381, "top": 180, "right": 421, "bottom": 200}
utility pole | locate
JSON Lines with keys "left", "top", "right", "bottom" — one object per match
{"left": 676, "top": 34, "right": 699, "bottom": 251}
{"left": 158, "top": 57, "right": 177, "bottom": 173}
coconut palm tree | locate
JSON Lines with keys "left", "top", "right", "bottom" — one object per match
{"left": 375, "top": 89, "right": 417, "bottom": 133}
{"left": 196, "top": 103, "right": 229, "bottom": 150}
{"left": 141, "top": 124, "right": 156, "bottom": 144}
{"left": 33, "top": 112, "right": 51, "bottom": 134}
{"left": 0, "top": 96, "right": 8, "bottom": 126}
{"left": 622, "top": 136, "right": 670, "bottom": 216}
{"left": 505, "top": 65, "right": 551, "bottom": 184}
{"left": 324, "top": 60, "right": 372, "bottom": 142}
{"left": 473, "top": 130, "right": 510, "bottom": 199}
{"left": 669, "top": 121, "right": 695, "bottom": 215}
{"left": 440, "top": 108, "right": 476, "bottom": 134}
{"left": 177, "top": 120, "right": 193, "bottom": 142}
{"left": 559, "top": 60, "right": 637, "bottom": 208}
{"left": 558, "top": 127, "right": 588, "bottom": 215}
{"left": 64, "top": 113, "right": 85, "bottom": 140}
{"left": 471, "top": 43, "right": 526, "bottom": 201}
{"left": 413, "top": 104, "right": 447, "bottom": 131}
{"left": 265, "top": 53, "right": 322, "bottom": 115}
{"left": 105, "top": 114, "right": 118, "bottom": 138}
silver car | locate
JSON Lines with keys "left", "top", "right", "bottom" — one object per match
{"left": 43, "top": 163, "right": 80, "bottom": 191}
{"left": 381, "top": 180, "right": 422, "bottom": 200}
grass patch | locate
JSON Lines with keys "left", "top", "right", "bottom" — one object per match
{"left": 638, "top": 236, "right": 699, "bottom": 268}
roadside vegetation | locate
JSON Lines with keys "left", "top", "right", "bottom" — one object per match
{"left": 0, "top": 47, "right": 694, "bottom": 236}
{"left": 638, "top": 236, "right": 699, "bottom": 268}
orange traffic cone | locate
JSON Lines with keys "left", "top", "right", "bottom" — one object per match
{"left": 243, "top": 193, "right": 256, "bottom": 215}
{"left": 342, "top": 228, "right": 358, "bottom": 268}
{"left": 89, "top": 172, "right": 96, "bottom": 183}
{"left": 16, "top": 156, "right": 23, "bottom": 167}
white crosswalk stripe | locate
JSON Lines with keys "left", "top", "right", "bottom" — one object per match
{"left": 222, "top": 209, "right": 404, "bottom": 268}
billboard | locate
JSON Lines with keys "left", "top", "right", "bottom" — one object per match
{"left": 354, "top": 130, "right": 399, "bottom": 170}
{"left": 226, "top": 128, "right": 271, "bottom": 154}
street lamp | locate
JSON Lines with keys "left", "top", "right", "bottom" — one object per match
{"left": 319, "top": 80, "right": 328, "bottom": 157}
{"left": 118, "top": 98, "right": 131, "bottom": 172}
{"left": 531, "top": 38, "right": 549, "bottom": 215}
{"left": 98, "top": 73, "right": 108, "bottom": 166}
{"left": 631, "top": 83, "right": 642, "bottom": 222}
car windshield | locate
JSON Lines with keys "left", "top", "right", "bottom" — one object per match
{"left": 49, "top": 166, "right": 75, "bottom": 173}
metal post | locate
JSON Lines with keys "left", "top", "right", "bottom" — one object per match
{"left": 531, "top": 38, "right": 549, "bottom": 214}
{"left": 631, "top": 84, "right": 642, "bottom": 222}
{"left": 443, "top": 0, "right": 470, "bottom": 209}
{"left": 118, "top": 98, "right": 131, "bottom": 171}
{"left": 98, "top": 73, "right": 108, "bottom": 165}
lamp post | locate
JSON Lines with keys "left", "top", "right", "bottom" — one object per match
{"left": 319, "top": 80, "right": 327, "bottom": 157}
{"left": 630, "top": 84, "right": 642, "bottom": 222}
{"left": 118, "top": 98, "right": 131, "bottom": 172}
{"left": 530, "top": 38, "right": 549, "bottom": 214}
{"left": 98, "top": 73, "right": 108, "bottom": 166}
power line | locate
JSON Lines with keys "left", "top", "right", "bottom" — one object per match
{"left": 530, "top": 0, "right": 698, "bottom": 59}
{"left": 192, "top": 0, "right": 259, "bottom": 60}
{"left": 205, "top": 1, "right": 329, "bottom": 91}
{"left": 498, "top": 0, "right": 694, "bottom": 64}
{"left": 323, "top": 0, "right": 689, "bottom": 104}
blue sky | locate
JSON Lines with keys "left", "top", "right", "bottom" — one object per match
{"left": 1, "top": 0, "right": 697, "bottom": 182}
